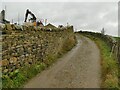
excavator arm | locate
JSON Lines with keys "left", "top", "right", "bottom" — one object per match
{"left": 24, "top": 9, "right": 37, "bottom": 22}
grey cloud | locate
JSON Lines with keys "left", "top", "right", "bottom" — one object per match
{"left": 1, "top": 2, "right": 118, "bottom": 36}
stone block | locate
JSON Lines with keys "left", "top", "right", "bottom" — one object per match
{"left": 5, "top": 24, "right": 12, "bottom": 30}
{"left": 9, "top": 57, "right": 17, "bottom": 65}
{"left": 1, "top": 59, "right": 9, "bottom": 66}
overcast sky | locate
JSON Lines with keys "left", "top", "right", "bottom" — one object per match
{"left": 0, "top": 0, "right": 119, "bottom": 36}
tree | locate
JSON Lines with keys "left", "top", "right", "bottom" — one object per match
{"left": 101, "top": 28, "right": 105, "bottom": 35}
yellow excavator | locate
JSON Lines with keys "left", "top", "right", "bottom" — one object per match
{"left": 24, "top": 9, "right": 37, "bottom": 26}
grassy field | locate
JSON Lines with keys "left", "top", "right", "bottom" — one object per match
{"left": 79, "top": 32, "right": 119, "bottom": 89}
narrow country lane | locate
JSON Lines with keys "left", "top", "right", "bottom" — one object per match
{"left": 24, "top": 35, "right": 101, "bottom": 88}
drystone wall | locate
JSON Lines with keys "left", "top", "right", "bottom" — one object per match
{"left": 1, "top": 25, "right": 76, "bottom": 76}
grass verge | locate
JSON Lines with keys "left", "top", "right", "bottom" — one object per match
{"left": 2, "top": 62, "right": 46, "bottom": 88}
{"left": 81, "top": 33, "right": 119, "bottom": 89}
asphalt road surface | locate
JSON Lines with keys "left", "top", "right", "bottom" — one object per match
{"left": 24, "top": 35, "right": 101, "bottom": 88}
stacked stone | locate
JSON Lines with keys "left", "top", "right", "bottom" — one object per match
{"left": 1, "top": 26, "right": 74, "bottom": 76}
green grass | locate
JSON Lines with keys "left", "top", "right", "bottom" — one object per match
{"left": 62, "top": 36, "right": 77, "bottom": 53}
{"left": 114, "top": 37, "right": 120, "bottom": 88}
{"left": 118, "top": 65, "right": 120, "bottom": 88}
{"left": 97, "top": 39, "right": 118, "bottom": 88}
{"left": 2, "top": 62, "right": 46, "bottom": 88}
{"left": 114, "top": 37, "right": 120, "bottom": 41}
{"left": 80, "top": 33, "right": 119, "bottom": 89}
